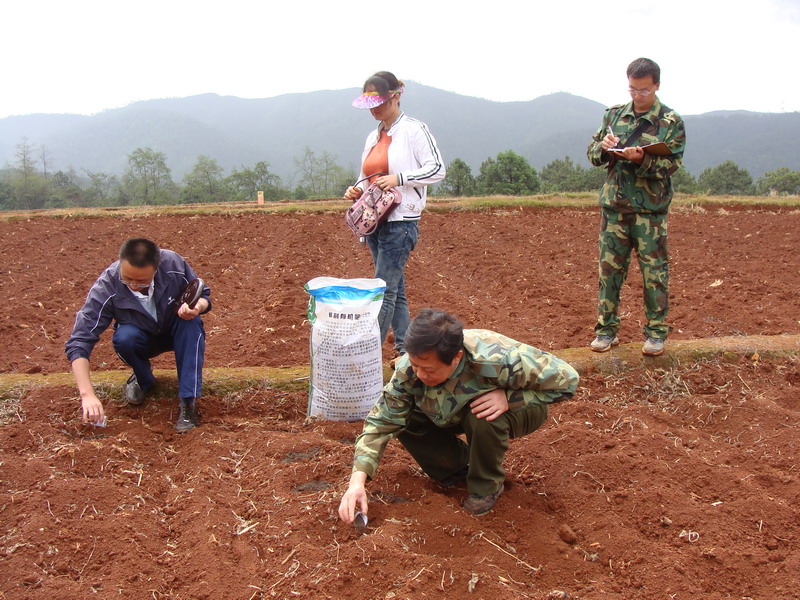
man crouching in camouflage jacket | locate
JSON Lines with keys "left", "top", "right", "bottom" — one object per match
{"left": 338, "top": 308, "right": 579, "bottom": 521}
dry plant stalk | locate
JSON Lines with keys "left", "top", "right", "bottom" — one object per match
{"left": 477, "top": 532, "right": 540, "bottom": 573}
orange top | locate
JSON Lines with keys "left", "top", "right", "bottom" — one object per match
{"left": 362, "top": 129, "right": 391, "bottom": 183}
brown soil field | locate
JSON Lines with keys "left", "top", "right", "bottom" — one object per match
{"left": 0, "top": 204, "right": 798, "bottom": 599}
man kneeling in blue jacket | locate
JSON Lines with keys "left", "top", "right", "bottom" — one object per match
{"left": 66, "top": 238, "right": 211, "bottom": 432}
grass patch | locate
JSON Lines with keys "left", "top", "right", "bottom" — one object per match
{"left": 593, "top": 362, "right": 698, "bottom": 411}
{"left": 0, "top": 383, "right": 29, "bottom": 425}
{"left": 0, "top": 365, "right": 311, "bottom": 409}
{"left": 426, "top": 194, "right": 597, "bottom": 211}
{"left": 673, "top": 194, "right": 800, "bottom": 208}
{"left": 3, "top": 193, "right": 799, "bottom": 222}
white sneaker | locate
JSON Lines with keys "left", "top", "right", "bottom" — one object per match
{"left": 590, "top": 335, "right": 619, "bottom": 353}
{"left": 642, "top": 337, "right": 665, "bottom": 356}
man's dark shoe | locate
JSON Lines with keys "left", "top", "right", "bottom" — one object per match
{"left": 463, "top": 484, "right": 504, "bottom": 515}
{"left": 437, "top": 466, "right": 468, "bottom": 488}
{"left": 124, "top": 374, "right": 145, "bottom": 405}
{"left": 175, "top": 402, "right": 198, "bottom": 432}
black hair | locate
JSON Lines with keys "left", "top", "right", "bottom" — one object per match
{"left": 119, "top": 238, "right": 160, "bottom": 268}
{"left": 362, "top": 71, "right": 404, "bottom": 99}
{"left": 627, "top": 57, "right": 661, "bottom": 84}
{"left": 405, "top": 308, "right": 464, "bottom": 364}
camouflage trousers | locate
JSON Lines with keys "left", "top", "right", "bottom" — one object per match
{"left": 397, "top": 402, "right": 548, "bottom": 497}
{"left": 595, "top": 208, "right": 670, "bottom": 339}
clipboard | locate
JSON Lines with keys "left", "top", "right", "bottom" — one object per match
{"left": 608, "top": 142, "right": 672, "bottom": 157}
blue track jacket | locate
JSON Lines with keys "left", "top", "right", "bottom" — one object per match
{"left": 65, "top": 250, "right": 211, "bottom": 363}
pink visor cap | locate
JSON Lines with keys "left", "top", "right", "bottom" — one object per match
{"left": 352, "top": 86, "right": 405, "bottom": 109}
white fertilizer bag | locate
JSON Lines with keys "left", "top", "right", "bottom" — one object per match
{"left": 305, "top": 277, "right": 386, "bottom": 421}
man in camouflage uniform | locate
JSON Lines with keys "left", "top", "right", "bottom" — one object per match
{"left": 338, "top": 308, "right": 579, "bottom": 520}
{"left": 587, "top": 57, "right": 686, "bottom": 357}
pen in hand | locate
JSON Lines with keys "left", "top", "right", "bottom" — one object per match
{"left": 605, "top": 125, "right": 622, "bottom": 154}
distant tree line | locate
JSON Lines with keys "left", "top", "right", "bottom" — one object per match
{"left": 436, "top": 152, "right": 611, "bottom": 197}
{"left": 2, "top": 137, "right": 800, "bottom": 211}
{"left": 0, "top": 138, "right": 356, "bottom": 210}
{"left": 436, "top": 153, "right": 800, "bottom": 197}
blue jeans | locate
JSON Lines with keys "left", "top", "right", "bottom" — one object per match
{"left": 366, "top": 220, "right": 419, "bottom": 352}
{"left": 112, "top": 316, "right": 206, "bottom": 399}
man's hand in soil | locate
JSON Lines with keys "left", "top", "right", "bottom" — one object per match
{"left": 470, "top": 389, "right": 509, "bottom": 421}
{"left": 339, "top": 471, "right": 368, "bottom": 524}
{"left": 81, "top": 392, "right": 105, "bottom": 425}
{"left": 72, "top": 357, "right": 105, "bottom": 424}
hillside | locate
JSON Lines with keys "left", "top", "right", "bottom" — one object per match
{"left": 1, "top": 83, "right": 799, "bottom": 181}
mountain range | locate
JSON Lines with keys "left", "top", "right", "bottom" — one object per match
{"left": 1, "top": 82, "right": 799, "bottom": 183}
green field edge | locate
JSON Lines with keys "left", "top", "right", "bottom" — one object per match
{"left": 2, "top": 193, "right": 799, "bottom": 221}
{"left": 2, "top": 334, "right": 798, "bottom": 400}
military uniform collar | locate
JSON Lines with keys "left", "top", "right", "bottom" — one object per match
{"left": 440, "top": 351, "right": 468, "bottom": 394}
{"left": 621, "top": 97, "right": 663, "bottom": 122}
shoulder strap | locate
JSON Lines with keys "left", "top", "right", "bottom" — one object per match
{"left": 354, "top": 172, "right": 388, "bottom": 187}
{"left": 621, "top": 105, "right": 667, "bottom": 148}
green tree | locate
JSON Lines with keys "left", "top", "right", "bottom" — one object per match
{"left": 14, "top": 138, "right": 38, "bottom": 184}
{"left": 10, "top": 138, "right": 50, "bottom": 209}
{"left": 539, "top": 157, "right": 610, "bottom": 193}
{"left": 334, "top": 166, "right": 358, "bottom": 197}
{"left": 671, "top": 168, "right": 699, "bottom": 194}
{"left": 756, "top": 167, "right": 800, "bottom": 196}
{"left": 292, "top": 185, "right": 309, "bottom": 200}
{"left": 182, "top": 155, "right": 225, "bottom": 203}
{"left": 477, "top": 150, "right": 540, "bottom": 195}
{"left": 47, "top": 169, "right": 82, "bottom": 208}
{"left": 225, "top": 161, "right": 284, "bottom": 202}
{"left": 39, "top": 145, "right": 54, "bottom": 179}
{"left": 697, "top": 160, "right": 753, "bottom": 195}
{"left": 581, "top": 166, "right": 608, "bottom": 191}
{"left": 294, "top": 147, "right": 322, "bottom": 196}
{"left": 438, "top": 158, "right": 476, "bottom": 196}
{"left": 293, "top": 147, "right": 352, "bottom": 197}
{"left": 11, "top": 174, "right": 49, "bottom": 210}
{"left": 0, "top": 180, "right": 14, "bottom": 210}
{"left": 540, "top": 157, "right": 586, "bottom": 192}
{"left": 83, "top": 170, "right": 120, "bottom": 207}
{"left": 122, "top": 147, "right": 177, "bottom": 205}
{"left": 316, "top": 151, "right": 351, "bottom": 197}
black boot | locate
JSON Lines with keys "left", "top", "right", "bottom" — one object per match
{"left": 175, "top": 399, "right": 198, "bottom": 432}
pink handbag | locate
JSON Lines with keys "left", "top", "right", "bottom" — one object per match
{"left": 344, "top": 173, "right": 401, "bottom": 236}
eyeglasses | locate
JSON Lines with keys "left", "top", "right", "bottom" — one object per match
{"left": 628, "top": 88, "right": 654, "bottom": 97}
{"left": 120, "top": 278, "right": 152, "bottom": 289}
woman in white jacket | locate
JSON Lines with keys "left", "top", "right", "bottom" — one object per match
{"left": 344, "top": 71, "right": 446, "bottom": 355}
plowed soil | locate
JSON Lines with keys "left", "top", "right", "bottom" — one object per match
{"left": 1, "top": 204, "right": 798, "bottom": 599}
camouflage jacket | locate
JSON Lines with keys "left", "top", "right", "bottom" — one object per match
{"left": 352, "top": 329, "right": 580, "bottom": 479}
{"left": 587, "top": 97, "right": 686, "bottom": 214}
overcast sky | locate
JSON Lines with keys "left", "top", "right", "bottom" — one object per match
{"left": 2, "top": 0, "right": 798, "bottom": 119}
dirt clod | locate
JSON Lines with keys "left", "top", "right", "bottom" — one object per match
{"left": 558, "top": 524, "right": 578, "bottom": 545}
